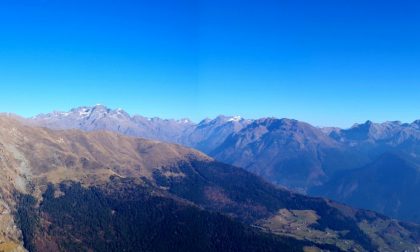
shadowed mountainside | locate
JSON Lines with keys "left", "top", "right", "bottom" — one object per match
{"left": 311, "top": 153, "right": 420, "bottom": 223}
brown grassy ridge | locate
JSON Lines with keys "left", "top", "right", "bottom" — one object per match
{"left": 0, "top": 115, "right": 212, "bottom": 189}
{"left": 0, "top": 115, "right": 213, "bottom": 251}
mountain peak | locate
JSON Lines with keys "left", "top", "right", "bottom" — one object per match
{"left": 206, "top": 115, "right": 248, "bottom": 124}
{"left": 227, "top": 115, "right": 242, "bottom": 122}
{"left": 350, "top": 120, "right": 374, "bottom": 129}
{"left": 92, "top": 103, "right": 109, "bottom": 110}
{"left": 412, "top": 120, "right": 420, "bottom": 128}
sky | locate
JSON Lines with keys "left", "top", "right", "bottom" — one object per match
{"left": 0, "top": 0, "right": 419, "bottom": 127}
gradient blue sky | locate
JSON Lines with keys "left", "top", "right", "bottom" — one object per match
{"left": 0, "top": 0, "right": 419, "bottom": 127}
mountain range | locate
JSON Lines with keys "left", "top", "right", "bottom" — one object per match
{"left": 1, "top": 115, "right": 420, "bottom": 251}
{"left": 27, "top": 105, "right": 420, "bottom": 224}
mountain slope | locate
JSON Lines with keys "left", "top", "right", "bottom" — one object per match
{"left": 18, "top": 181, "right": 317, "bottom": 252}
{"left": 210, "top": 118, "right": 345, "bottom": 190}
{"left": 1, "top": 116, "right": 420, "bottom": 251}
{"left": 310, "top": 153, "right": 420, "bottom": 223}
{"left": 180, "top": 115, "right": 251, "bottom": 153}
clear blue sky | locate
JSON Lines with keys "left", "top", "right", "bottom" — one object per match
{"left": 0, "top": 0, "right": 419, "bottom": 127}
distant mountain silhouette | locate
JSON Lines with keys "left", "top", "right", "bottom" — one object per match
{"left": 31, "top": 105, "right": 195, "bottom": 143}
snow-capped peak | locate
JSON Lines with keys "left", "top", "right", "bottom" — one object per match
{"left": 79, "top": 108, "right": 91, "bottom": 117}
{"left": 228, "top": 116, "right": 242, "bottom": 122}
{"left": 176, "top": 118, "right": 192, "bottom": 124}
